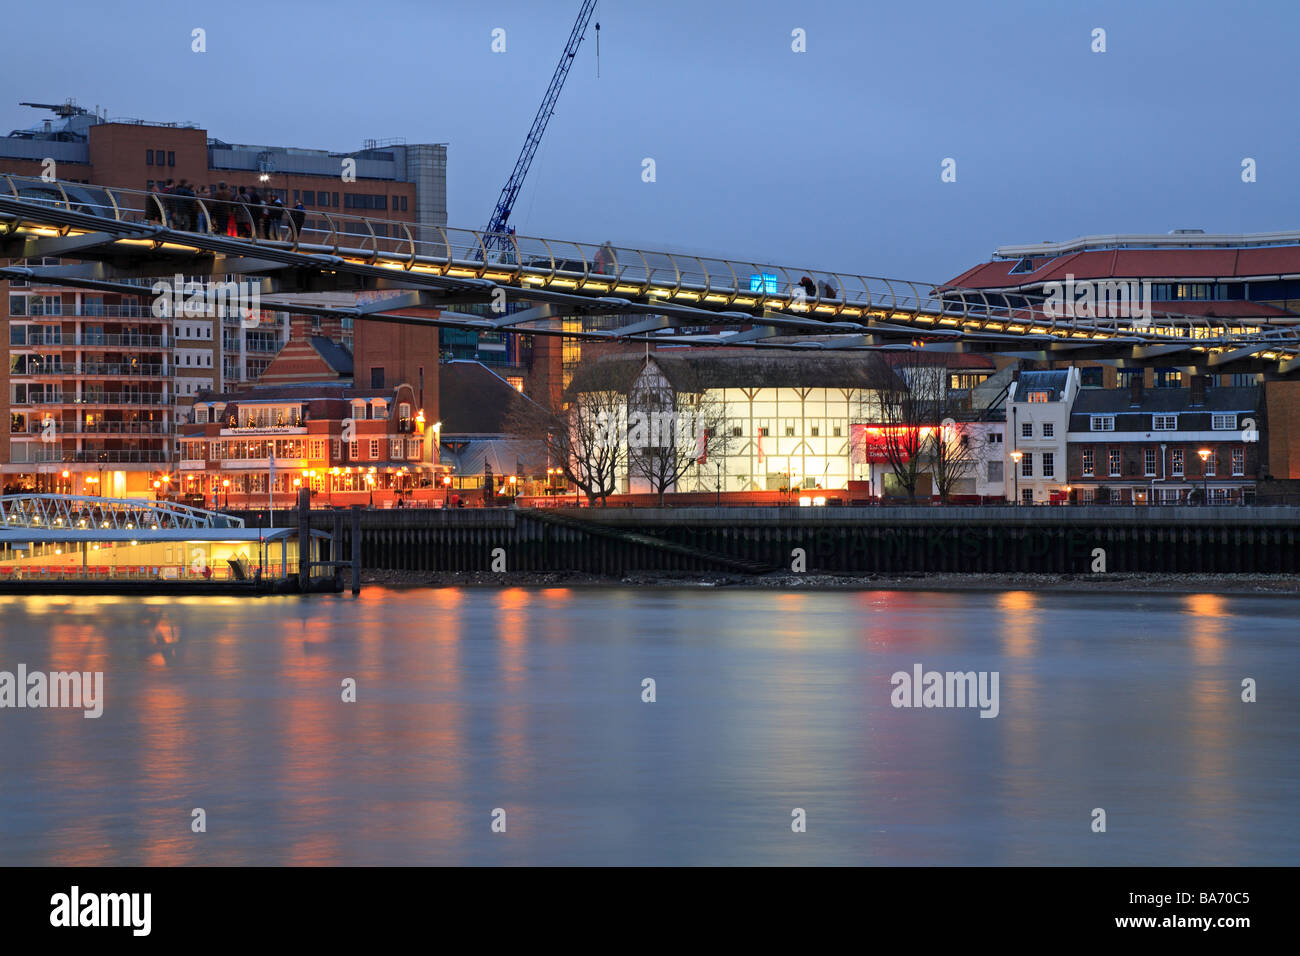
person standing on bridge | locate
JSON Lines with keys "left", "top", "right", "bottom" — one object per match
{"left": 290, "top": 200, "right": 306, "bottom": 238}
{"left": 212, "top": 181, "right": 232, "bottom": 236}
{"left": 144, "top": 183, "right": 164, "bottom": 224}
{"left": 235, "top": 186, "right": 253, "bottom": 238}
{"left": 267, "top": 197, "right": 285, "bottom": 239}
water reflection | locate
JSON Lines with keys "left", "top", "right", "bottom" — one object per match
{"left": 0, "top": 588, "right": 1295, "bottom": 865}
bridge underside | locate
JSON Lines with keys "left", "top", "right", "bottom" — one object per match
{"left": 3, "top": 183, "right": 1300, "bottom": 377}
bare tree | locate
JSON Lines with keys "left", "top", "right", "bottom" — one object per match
{"left": 870, "top": 353, "right": 946, "bottom": 503}
{"left": 930, "top": 418, "right": 986, "bottom": 503}
{"left": 625, "top": 364, "right": 732, "bottom": 505}
{"left": 505, "top": 356, "right": 629, "bottom": 506}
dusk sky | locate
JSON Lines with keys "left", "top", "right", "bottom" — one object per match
{"left": 4, "top": 0, "right": 1296, "bottom": 280}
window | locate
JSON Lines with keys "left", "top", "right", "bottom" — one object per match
{"left": 1172, "top": 449, "right": 1184, "bottom": 476}
{"left": 1153, "top": 369, "right": 1182, "bottom": 388}
{"left": 1021, "top": 453, "right": 1033, "bottom": 478}
{"left": 167, "top": 151, "right": 175, "bottom": 167}
{"left": 732, "top": 426, "right": 742, "bottom": 438}
{"left": 810, "top": 426, "right": 819, "bottom": 437}
{"left": 1041, "top": 452, "right": 1054, "bottom": 478}
{"left": 1021, "top": 422, "right": 1033, "bottom": 438}
{"left": 987, "top": 432, "right": 1002, "bottom": 444}
{"left": 310, "top": 439, "right": 327, "bottom": 460}
{"left": 195, "top": 406, "right": 208, "bottom": 424}
{"left": 146, "top": 149, "right": 154, "bottom": 165}
{"left": 833, "top": 425, "right": 842, "bottom": 437}
{"left": 348, "top": 440, "right": 359, "bottom": 461}
{"left": 408, "top": 439, "right": 421, "bottom": 460}
{"left": 1082, "top": 448, "right": 1094, "bottom": 476}
{"left": 1153, "top": 415, "right": 1177, "bottom": 431}
{"left": 987, "top": 461, "right": 1003, "bottom": 482}
{"left": 1022, "top": 488, "right": 1034, "bottom": 505}
{"left": 1144, "top": 448, "right": 1157, "bottom": 476}
{"left": 1042, "top": 422, "right": 1054, "bottom": 438}
{"left": 390, "top": 438, "right": 403, "bottom": 459}
{"left": 1232, "top": 448, "right": 1245, "bottom": 476}
{"left": 369, "top": 439, "right": 380, "bottom": 460}
{"left": 1080, "top": 367, "right": 1104, "bottom": 388}
{"left": 1027, "top": 391, "right": 1050, "bottom": 403}
{"left": 1108, "top": 449, "right": 1121, "bottom": 477}
{"left": 1205, "top": 452, "right": 1217, "bottom": 476}
{"left": 1211, "top": 414, "right": 1236, "bottom": 431}
{"left": 1090, "top": 416, "right": 1115, "bottom": 432}
{"left": 370, "top": 367, "right": 385, "bottom": 389}
{"left": 759, "top": 426, "right": 769, "bottom": 437}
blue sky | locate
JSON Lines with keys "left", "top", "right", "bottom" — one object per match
{"left": 5, "top": 0, "right": 1297, "bottom": 280}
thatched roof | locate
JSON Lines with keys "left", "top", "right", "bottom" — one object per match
{"left": 565, "top": 349, "right": 902, "bottom": 398}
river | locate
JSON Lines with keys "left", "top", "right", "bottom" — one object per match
{"left": 0, "top": 587, "right": 1295, "bottom": 865}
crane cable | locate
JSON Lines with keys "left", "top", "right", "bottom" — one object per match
{"left": 595, "top": 13, "right": 601, "bottom": 78}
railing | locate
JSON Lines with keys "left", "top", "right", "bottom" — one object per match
{"left": 5, "top": 447, "right": 174, "bottom": 464}
{"left": 7, "top": 173, "right": 1296, "bottom": 349}
{"left": 13, "top": 421, "right": 169, "bottom": 436}
{"left": 70, "top": 392, "right": 168, "bottom": 406}
{"left": 16, "top": 363, "right": 168, "bottom": 377}
{"left": 78, "top": 334, "right": 167, "bottom": 347}
{"left": 68, "top": 450, "right": 169, "bottom": 463}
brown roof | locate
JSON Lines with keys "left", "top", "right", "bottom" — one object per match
{"left": 438, "top": 361, "right": 544, "bottom": 435}
{"left": 565, "top": 350, "right": 902, "bottom": 398}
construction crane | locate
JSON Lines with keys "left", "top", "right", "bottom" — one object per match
{"left": 19, "top": 100, "right": 89, "bottom": 118}
{"left": 480, "top": 0, "right": 599, "bottom": 258}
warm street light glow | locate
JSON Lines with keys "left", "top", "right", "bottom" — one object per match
{"left": 1198, "top": 449, "right": 1211, "bottom": 462}
{"left": 1010, "top": 450, "right": 1023, "bottom": 462}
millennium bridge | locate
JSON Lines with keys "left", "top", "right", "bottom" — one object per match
{"left": 1, "top": 175, "right": 1298, "bottom": 376}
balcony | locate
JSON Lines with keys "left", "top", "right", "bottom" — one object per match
{"left": 70, "top": 450, "right": 169, "bottom": 463}
{"left": 73, "top": 304, "right": 151, "bottom": 318}
{"left": 70, "top": 393, "right": 169, "bottom": 407}
{"left": 15, "top": 362, "right": 169, "bottom": 378}
{"left": 78, "top": 334, "right": 167, "bottom": 348}
{"left": 75, "top": 362, "right": 169, "bottom": 377}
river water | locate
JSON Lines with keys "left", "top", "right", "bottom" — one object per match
{"left": 0, "top": 587, "right": 1295, "bottom": 866}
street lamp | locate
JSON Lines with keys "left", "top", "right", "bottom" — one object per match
{"left": 1198, "top": 448, "right": 1211, "bottom": 506}
{"left": 222, "top": 478, "right": 230, "bottom": 509}
{"left": 1010, "top": 450, "right": 1023, "bottom": 505}
{"left": 365, "top": 472, "right": 375, "bottom": 507}
{"left": 443, "top": 473, "right": 452, "bottom": 506}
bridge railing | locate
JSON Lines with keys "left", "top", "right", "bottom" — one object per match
{"left": 3, "top": 174, "right": 1298, "bottom": 348}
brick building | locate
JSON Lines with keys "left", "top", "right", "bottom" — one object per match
{"left": 178, "top": 382, "right": 436, "bottom": 510}
{"left": 1065, "top": 377, "right": 1261, "bottom": 504}
{"left": 1, "top": 100, "right": 447, "bottom": 497}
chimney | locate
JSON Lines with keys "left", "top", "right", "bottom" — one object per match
{"left": 1190, "top": 374, "right": 1208, "bottom": 407}
{"left": 1129, "top": 376, "right": 1143, "bottom": 406}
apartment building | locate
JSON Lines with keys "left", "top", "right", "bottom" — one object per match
{"left": 1006, "top": 368, "right": 1081, "bottom": 504}
{"left": 1066, "top": 377, "right": 1261, "bottom": 504}
{"left": 1, "top": 100, "right": 448, "bottom": 497}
